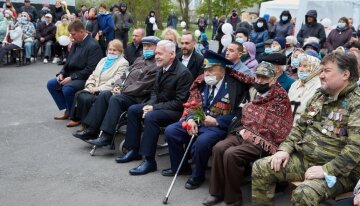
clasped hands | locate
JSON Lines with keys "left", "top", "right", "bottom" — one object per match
{"left": 56, "top": 74, "right": 71, "bottom": 85}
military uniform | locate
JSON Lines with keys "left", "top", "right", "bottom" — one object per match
{"left": 252, "top": 82, "right": 360, "bottom": 206}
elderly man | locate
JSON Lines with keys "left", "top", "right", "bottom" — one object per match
{"left": 203, "top": 62, "right": 293, "bottom": 206}
{"left": 115, "top": 40, "right": 193, "bottom": 176}
{"left": 47, "top": 20, "right": 102, "bottom": 120}
{"left": 177, "top": 31, "right": 204, "bottom": 79}
{"left": 226, "top": 42, "right": 253, "bottom": 76}
{"left": 32, "top": 13, "right": 56, "bottom": 63}
{"left": 124, "top": 28, "right": 145, "bottom": 66}
{"left": 262, "top": 52, "right": 295, "bottom": 92}
{"left": 72, "top": 36, "right": 160, "bottom": 145}
{"left": 252, "top": 52, "right": 360, "bottom": 206}
{"left": 163, "top": 50, "right": 250, "bottom": 190}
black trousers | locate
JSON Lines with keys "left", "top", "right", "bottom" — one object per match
{"left": 115, "top": 30, "right": 129, "bottom": 49}
{"left": 83, "top": 91, "right": 138, "bottom": 135}
{"left": 70, "top": 90, "right": 97, "bottom": 121}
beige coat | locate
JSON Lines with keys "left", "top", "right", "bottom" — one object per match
{"left": 288, "top": 76, "right": 321, "bottom": 124}
{"left": 85, "top": 56, "right": 128, "bottom": 91}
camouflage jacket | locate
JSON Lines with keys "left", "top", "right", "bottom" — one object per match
{"left": 278, "top": 82, "right": 360, "bottom": 177}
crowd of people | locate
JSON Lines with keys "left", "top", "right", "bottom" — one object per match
{"left": 3, "top": 0, "right": 360, "bottom": 205}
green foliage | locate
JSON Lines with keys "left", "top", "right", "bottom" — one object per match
{"left": 197, "top": 0, "right": 266, "bottom": 17}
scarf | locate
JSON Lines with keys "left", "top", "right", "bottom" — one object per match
{"left": 101, "top": 55, "right": 119, "bottom": 74}
{"left": 238, "top": 83, "right": 293, "bottom": 154}
{"left": 297, "top": 54, "right": 321, "bottom": 86}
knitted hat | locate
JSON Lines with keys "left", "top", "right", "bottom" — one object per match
{"left": 273, "top": 37, "right": 286, "bottom": 49}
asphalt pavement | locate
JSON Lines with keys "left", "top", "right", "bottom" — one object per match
{"left": 0, "top": 49, "right": 298, "bottom": 206}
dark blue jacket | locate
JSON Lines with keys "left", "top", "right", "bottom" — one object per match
{"left": 97, "top": 13, "right": 115, "bottom": 41}
{"left": 250, "top": 30, "right": 269, "bottom": 54}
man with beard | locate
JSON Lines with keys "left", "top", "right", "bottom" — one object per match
{"left": 113, "top": 2, "right": 134, "bottom": 48}
{"left": 177, "top": 31, "right": 204, "bottom": 79}
{"left": 115, "top": 40, "right": 193, "bottom": 176}
{"left": 252, "top": 52, "right": 360, "bottom": 205}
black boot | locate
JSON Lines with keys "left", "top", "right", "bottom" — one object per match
{"left": 86, "top": 131, "right": 112, "bottom": 146}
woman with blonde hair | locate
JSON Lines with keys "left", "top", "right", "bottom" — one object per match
{"left": 288, "top": 54, "right": 321, "bottom": 124}
{"left": 161, "top": 27, "right": 181, "bottom": 55}
{"left": 53, "top": 14, "right": 70, "bottom": 65}
{"left": 67, "top": 39, "right": 129, "bottom": 127}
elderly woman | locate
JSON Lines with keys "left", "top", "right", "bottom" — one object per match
{"left": 242, "top": 41, "right": 258, "bottom": 74}
{"left": 161, "top": 27, "right": 181, "bottom": 55}
{"left": 67, "top": 39, "right": 128, "bottom": 127}
{"left": 53, "top": 14, "right": 70, "bottom": 65}
{"left": 325, "top": 17, "right": 353, "bottom": 53}
{"left": 288, "top": 54, "right": 321, "bottom": 124}
{"left": 17, "top": 12, "right": 35, "bottom": 65}
{"left": 0, "top": 22, "right": 22, "bottom": 65}
{"left": 203, "top": 62, "right": 293, "bottom": 206}
{"left": 0, "top": 13, "right": 9, "bottom": 44}
{"left": 286, "top": 48, "right": 304, "bottom": 79}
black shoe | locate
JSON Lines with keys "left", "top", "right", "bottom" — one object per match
{"left": 115, "top": 150, "right": 142, "bottom": 163}
{"left": 185, "top": 177, "right": 205, "bottom": 190}
{"left": 202, "top": 195, "right": 223, "bottom": 206}
{"left": 85, "top": 132, "right": 112, "bottom": 146}
{"left": 57, "top": 60, "right": 65, "bottom": 65}
{"left": 72, "top": 128, "right": 97, "bottom": 140}
{"left": 161, "top": 167, "right": 192, "bottom": 177}
{"left": 129, "top": 159, "right": 157, "bottom": 175}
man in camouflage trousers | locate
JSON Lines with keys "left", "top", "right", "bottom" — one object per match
{"left": 252, "top": 51, "right": 360, "bottom": 206}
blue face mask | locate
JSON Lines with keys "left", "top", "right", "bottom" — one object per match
{"left": 281, "top": 16, "right": 288, "bottom": 21}
{"left": 297, "top": 71, "right": 309, "bottom": 80}
{"left": 291, "top": 58, "right": 300, "bottom": 68}
{"left": 107, "top": 54, "right": 119, "bottom": 60}
{"left": 143, "top": 49, "right": 155, "bottom": 59}
{"left": 264, "top": 47, "right": 272, "bottom": 54}
{"left": 257, "top": 22, "right": 263, "bottom": 28}
{"left": 337, "top": 22, "right": 346, "bottom": 30}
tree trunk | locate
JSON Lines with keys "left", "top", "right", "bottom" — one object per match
{"left": 154, "top": 0, "right": 163, "bottom": 29}
{"left": 207, "top": 0, "right": 212, "bottom": 29}
{"left": 178, "top": 0, "right": 190, "bottom": 29}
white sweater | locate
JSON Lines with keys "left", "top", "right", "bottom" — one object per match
{"left": 4, "top": 26, "right": 23, "bottom": 48}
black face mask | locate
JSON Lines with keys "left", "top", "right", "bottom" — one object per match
{"left": 6, "top": 5, "right": 11, "bottom": 8}
{"left": 254, "top": 82, "right": 271, "bottom": 94}
{"left": 232, "top": 13, "right": 237, "bottom": 17}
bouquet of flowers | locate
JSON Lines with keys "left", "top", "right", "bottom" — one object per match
{"left": 181, "top": 100, "right": 205, "bottom": 130}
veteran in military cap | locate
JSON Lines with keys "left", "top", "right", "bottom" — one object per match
{"left": 252, "top": 52, "right": 360, "bottom": 205}
{"left": 163, "top": 50, "right": 250, "bottom": 190}
{"left": 202, "top": 61, "right": 293, "bottom": 206}
{"left": 262, "top": 52, "right": 295, "bottom": 92}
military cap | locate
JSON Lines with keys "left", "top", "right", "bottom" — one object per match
{"left": 255, "top": 61, "right": 276, "bottom": 78}
{"left": 203, "top": 50, "right": 233, "bottom": 69}
{"left": 141, "top": 36, "right": 160, "bottom": 45}
{"left": 262, "top": 52, "right": 287, "bottom": 65}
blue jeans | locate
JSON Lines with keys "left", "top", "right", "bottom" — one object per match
{"left": 47, "top": 78, "right": 76, "bottom": 115}
{"left": 24, "top": 42, "right": 32, "bottom": 59}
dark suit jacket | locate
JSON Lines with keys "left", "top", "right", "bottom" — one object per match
{"left": 124, "top": 42, "right": 143, "bottom": 66}
{"left": 201, "top": 74, "right": 249, "bottom": 130}
{"left": 59, "top": 35, "right": 103, "bottom": 81}
{"left": 177, "top": 49, "right": 204, "bottom": 80}
{"left": 147, "top": 58, "right": 193, "bottom": 112}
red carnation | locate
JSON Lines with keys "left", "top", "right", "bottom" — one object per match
{"left": 190, "top": 100, "right": 197, "bottom": 107}
{"left": 181, "top": 121, "right": 188, "bottom": 129}
{"left": 183, "top": 102, "right": 190, "bottom": 108}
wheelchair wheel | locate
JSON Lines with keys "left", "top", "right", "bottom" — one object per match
{"left": 119, "top": 139, "right": 128, "bottom": 154}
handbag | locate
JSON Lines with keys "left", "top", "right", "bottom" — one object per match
{"left": 152, "top": 23, "right": 158, "bottom": 31}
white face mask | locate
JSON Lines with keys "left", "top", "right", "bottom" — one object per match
{"left": 271, "top": 45, "right": 281, "bottom": 52}
{"left": 204, "top": 75, "right": 218, "bottom": 85}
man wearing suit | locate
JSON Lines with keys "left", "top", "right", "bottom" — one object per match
{"left": 47, "top": 19, "right": 102, "bottom": 120}
{"left": 163, "top": 50, "right": 250, "bottom": 190}
{"left": 115, "top": 40, "right": 193, "bottom": 176}
{"left": 177, "top": 31, "right": 204, "bottom": 79}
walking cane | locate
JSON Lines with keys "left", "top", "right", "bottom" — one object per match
{"left": 163, "top": 134, "right": 196, "bottom": 204}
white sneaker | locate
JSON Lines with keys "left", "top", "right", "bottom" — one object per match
{"left": 43, "top": 59, "right": 48, "bottom": 64}
{"left": 30, "top": 57, "right": 34, "bottom": 62}
{"left": 52, "top": 57, "right": 60, "bottom": 64}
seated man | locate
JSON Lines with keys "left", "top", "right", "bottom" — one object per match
{"left": 262, "top": 52, "right": 295, "bottom": 92}
{"left": 72, "top": 36, "right": 160, "bottom": 145}
{"left": 252, "top": 52, "right": 360, "bottom": 206}
{"left": 115, "top": 40, "right": 193, "bottom": 176}
{"left": 32, "top": 13, "right": 56, "bottom": 63}
{"left": 47, "top": 20, "right": 102, "bottom": 120}
{"left": 177, "top": 31, "right": 204, "bottom": 79}
{"left": 202, "top": 61, "right": 293, "bottom": 206}
{"left": 225, "top": 42, "right": 253, "bottom": 76}
{"left": 163, "top": 50, "right": 250, "bottom": 190}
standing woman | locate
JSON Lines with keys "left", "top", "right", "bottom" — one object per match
{"left": 53, "top": 14, "right": 70, "bottom": 65}
{"left": 97, "top": 3, "right": 115, "bottom": 56}
{"left": 215, "top": 15, "right": 226, "bottom": 54}
{"left": 325, "top": 17, "right": 353, "bottom": 53}
{"left": 3, "top": 0, "right": 17, "bottom": 19}
{"left": 250, "top": 17, "right": 269, "bottom": 60}
{"left": 145, "top": 11, "right": 157, "bottom": 36}
{"left": 83, "top": 7, "right": 99, "bottom": 39}
{"left": 67, "top": 39, "right": 128, "bottom": 127}
{"left": 54, "top": 0, "right": 66, "bottom": 23}
{"left": 17, "top": 12, "right": 36, "bottom": 65}
{"left": 270, "top": 10, "right": 293, "bottom": 38}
